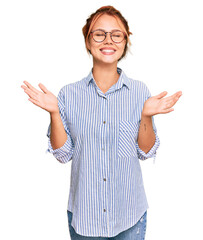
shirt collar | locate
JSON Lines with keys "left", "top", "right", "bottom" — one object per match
{"left": 84, "top": 67, "right": 131, "bottom": 90}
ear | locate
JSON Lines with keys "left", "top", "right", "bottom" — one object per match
{"left": 86, "top": 38, "right": 91, "bottom": 51}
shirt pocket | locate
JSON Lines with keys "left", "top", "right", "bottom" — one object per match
{"left": 118, "top": 120, "right": 139, "bottom": 158}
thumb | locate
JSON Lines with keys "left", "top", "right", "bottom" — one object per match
{"left": 38, "top": 83, "right": 49, "bottom": 94}
{"left": 155, "top": 91, "right": 168, "bottom": 99}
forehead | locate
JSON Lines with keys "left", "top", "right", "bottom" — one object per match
{"left": 91, "top": 14, "right": 124, "bottom": 31}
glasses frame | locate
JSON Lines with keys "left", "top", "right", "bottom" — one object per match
{"left": 90, "top": 29, "right": 127, "bottom": 43}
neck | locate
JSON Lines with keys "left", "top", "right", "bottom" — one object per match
{"left": 92, "top": 61, "right": 120, "bottom": 91}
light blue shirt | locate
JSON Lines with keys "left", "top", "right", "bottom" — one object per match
{"left": 46, "top": 67, "right": 160, "bottom": 237}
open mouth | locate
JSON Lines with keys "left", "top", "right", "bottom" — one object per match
{"left": 100, "top": 48, "right": 116, "bottom": 55}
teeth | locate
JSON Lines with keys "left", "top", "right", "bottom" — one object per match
{"left": 101, "top": 49, "right": 115, "bottom": 53}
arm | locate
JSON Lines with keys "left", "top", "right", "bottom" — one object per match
{"left": 137, "top": 90, "right": 182, "bottom": 155}
{"left": 21, "top": 81, "right": 67, "bottom": 150}
{"left": 21, "top": 81, "right": 74, "bottom": 163}
{"left": 50, "top": 111, "right": 67, "bottom": 150}
{"left": 137, "top": 114, "right": 156, "bottom": 154}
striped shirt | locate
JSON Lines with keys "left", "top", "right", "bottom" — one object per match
{"left": 46, "top": 67, "right": 160, "bottom": 237}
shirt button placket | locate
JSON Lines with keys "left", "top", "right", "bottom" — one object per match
{"left": 103, "top": 119, "right": 107, "bottom": 216}
{"left": 101, "top": 96, "right": 109, "bottom": 236}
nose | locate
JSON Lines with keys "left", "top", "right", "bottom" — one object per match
{"left": 104, "top": 32, "right": 113, "bottom": 44}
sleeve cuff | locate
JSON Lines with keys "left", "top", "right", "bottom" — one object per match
{"left": 46, "top": 136, "right": 74, "bottom": 163}
{"left": 136, "top": 134, "right": 160, "bottom": 162}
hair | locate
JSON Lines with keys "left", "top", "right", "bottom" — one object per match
{"left": 82, "top": 6, "right": 132, "bottom": 61}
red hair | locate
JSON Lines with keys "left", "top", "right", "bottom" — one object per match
{"left": 82, "top": 6, "right": 132, "bottom": 61}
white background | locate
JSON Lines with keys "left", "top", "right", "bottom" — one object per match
{"left": 0, "top": 0, "right": 203, "bottom": 239}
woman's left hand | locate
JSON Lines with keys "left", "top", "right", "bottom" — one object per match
{"left": 142, "top": 91, "right": 182, "bottom": 117}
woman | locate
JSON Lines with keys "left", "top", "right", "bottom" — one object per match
{"left": 21, "top": 5, "right": 182, "bottom": 240}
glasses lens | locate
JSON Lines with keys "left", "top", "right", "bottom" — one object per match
{"left": 92, "top": 30, "right": 106, "bottom": 42}
{"left": 111, "top": 31, "right": 125, "bottom": 43}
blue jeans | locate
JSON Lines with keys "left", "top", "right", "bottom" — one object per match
{"left": 67, "top": 210, "right": 147, "bottom": 240}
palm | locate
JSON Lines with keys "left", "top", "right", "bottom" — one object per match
{"left": 21, "top": 81, "right": 58, "bottom": 113}
{"left": 142, "top": 91, "right": 182, "bottom": 117}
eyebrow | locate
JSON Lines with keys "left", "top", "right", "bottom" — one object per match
{"left": 92, "top": 28, "right": 122, "bottom": 32}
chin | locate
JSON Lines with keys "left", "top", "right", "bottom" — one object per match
{"left": 96, "top": 55, "right": 122, "bottom": 65}
{"left": 102, "top": 59, "right": 118, "bottom": 64}
{"left": 92, "top": 50, "right": 123, "bottom": 65}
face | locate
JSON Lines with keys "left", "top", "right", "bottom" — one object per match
{"left": 87, "top": 14, "right": 127, "bottom": 65}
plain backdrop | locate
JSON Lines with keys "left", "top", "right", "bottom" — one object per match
{"left": 0, "top": 0, "right": 203, "bottom": 239}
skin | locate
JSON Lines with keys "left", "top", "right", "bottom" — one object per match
{"left": 21, "top": 13, "right": 182, "bottom": 153}
{"left": 86, "top": 15, "right": 127, "bottom": 93}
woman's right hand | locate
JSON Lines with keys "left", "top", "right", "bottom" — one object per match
{"left": 21, "top": 81, "right": 59, "bottom": 114}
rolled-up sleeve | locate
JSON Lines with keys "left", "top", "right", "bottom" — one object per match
{"left": 136, "top": 118, "right": 160, "bottom": 161}
{"left": 46, "top": 87, "right": 74, "bottom": 164}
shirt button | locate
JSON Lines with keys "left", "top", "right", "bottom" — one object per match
{"left": 104, "top": 209, "right": 106, "bottom": 212}
{"left": 103, "top": 178, "right": 106, "bottom": 181}
{"left": 103, "top": 121, "right": 106, "bottom": 124}
{"left": 102, "top": 148, "right": 104, "bottom": 150}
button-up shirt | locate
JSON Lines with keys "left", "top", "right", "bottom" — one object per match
{"left": 46, "top": 67, "right": 160, "bottom": 237}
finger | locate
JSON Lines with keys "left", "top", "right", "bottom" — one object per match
{"left": 28, "top": 98, "right": 46, "bottom": 111}
{"left": 174, "top": 91, "right": 182, "bottom": 97}
{"left": 23, "top": 81, "right": 40, "bottom": 94}
{"left": 164, "top": 93, "right": 182, "bottom": 109}
{"left": 28, "top": 98, "right": 41, "bottom": 107}
{"left": 162, "top": 101, "right": 176, "bottom": 111}
{"left": 23, "top": 87, "right": 38, "bottom": 100}
{"left": 21, "top": 85, "right": 27, "bottom": 90}
{"left": 164, "top": 91, "right": 182, "bottom": 101}
{"left": 38, "top": 83, "right": 49, "bottom": 94}
{"left": 155, "top": 91, "right": 168, "bottom": 99}
{"left": 161, "top": 108, "right": 174, "bottom": 114}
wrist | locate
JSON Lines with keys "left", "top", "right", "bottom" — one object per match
{"left": 141, "top": 112, "right": 152, "bottom": 120}
{"left": 50, "top": 110, "right": 60, "bottom": 118}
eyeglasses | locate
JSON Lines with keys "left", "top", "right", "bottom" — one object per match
{"left": 90, "top": 29, "right": 126, "bottom": 43}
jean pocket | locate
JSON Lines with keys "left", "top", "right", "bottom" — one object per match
{"left": 118, "top": 121, "right": 139, "bottom": 158}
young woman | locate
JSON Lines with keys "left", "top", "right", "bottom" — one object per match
{"left": 21, "top": 6, "right": 182, "bottom": 240}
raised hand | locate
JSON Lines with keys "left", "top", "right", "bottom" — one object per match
{"left": 21, "top": 81, "right": 59, "bottom": 114}
{"left": 142, "top": 91, "right": 182, "bottom": 117}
